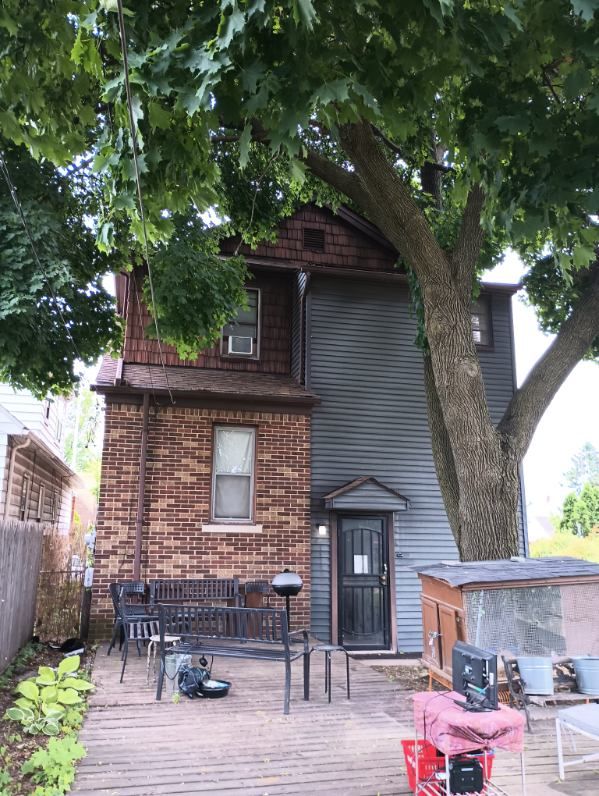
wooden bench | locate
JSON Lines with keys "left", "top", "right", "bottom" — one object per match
{"left": 155, "top": 605, "right": 310, "bottom": 714}
{"left": 149, "top": 578, "right": 241, "bottom": 606}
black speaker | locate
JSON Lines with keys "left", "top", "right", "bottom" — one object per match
{"left": 449, "top": 758, "right": 484, "bottom": 794}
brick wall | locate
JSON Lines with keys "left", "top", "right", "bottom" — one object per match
{"left": 92, "top": 400, "right": 312, "bottom": 638}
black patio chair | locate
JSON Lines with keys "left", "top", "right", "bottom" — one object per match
{"left": 118, "top": 590, "right": 160, "bottom": 682}
{"left": 107, "top": 582, "right": 152, "bottom": 656}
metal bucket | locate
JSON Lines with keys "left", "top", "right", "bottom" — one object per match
{"left": 517, "top": 656, "right": 554, "bottom": 695}
{"left": 164, "top": 653, "right": 192, "bottom": 694}
{"left": 573, "top": 657, "right": 599, "bottom": 695}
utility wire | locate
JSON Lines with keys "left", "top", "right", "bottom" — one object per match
{"left": 0, "top": 150, "right": 83, "bottom": 364}
{"left": 116, "top": 0, "right": 173, "bottom": 404}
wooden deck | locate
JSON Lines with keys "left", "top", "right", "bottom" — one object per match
{"left": 72, "top": 646, "right": 599, "bottom": 795}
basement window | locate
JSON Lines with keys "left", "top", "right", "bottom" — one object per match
{"left": 222, "top": 288, "right": 260, "bottom": 358}
{"left": 212, "top": 426, "right": 256, "bottom": 522}
{"left": 303, "top": 227, "right": 325, "bottom": 252}
{"left": 471, "top": 297, "right": 492, "bottom": 347}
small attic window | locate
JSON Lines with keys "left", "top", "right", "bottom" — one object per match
{"left": 303, "top": 227, "right": 325, "bottom": 252}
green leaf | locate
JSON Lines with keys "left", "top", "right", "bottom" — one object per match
{"left": 564, "top": 69, "right": 591, "bottom": 100}
{"left": 5, "top": 708, "right": 25, "bottom": 721}
{"left": 57, "top": 656, "right": 80, "bottom": 676}
{"left": 40, "top": 686, "right": 58, "bottom": 702}
{"left": 572, "top": 243, "right": 595, "bottom": 268}
{"left": 62, "top": 677, "right": 94, "bottom": 691}
{"left": 495, "top": 114, "right": 529, "bottom": 134}
{"left": 292, "top": 0, "right": 316, "bottom": 29}
{"left": 16, "top": 681, "right": 39, "bottom": 701}
{"left": 148, "top": 102, "right": 171, "bottom": 130}
{"left": 0, "top": 8, "right": 18, "bottom": 35}
{"left": 57, "top": 688, "right": 82, "bottom": 706}
{"left": 36, "top": 666, "right": 57, "bottom": 685}
{"left": 41, "top": 703, "right": 65, "bottom": 717}
{"left": 42, "top": 720, "right": 60, "bottom": 736}
{"left": 14, "top": 697, "right": 34, "bottom": 711}
{"left": 238, "top": 123, "right": 252, "bottom": 170}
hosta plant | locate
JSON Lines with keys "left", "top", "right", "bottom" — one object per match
{"left": 3, "top": 655, "right": 93, "bottom": 736}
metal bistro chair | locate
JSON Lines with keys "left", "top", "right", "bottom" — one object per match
{"left": 116, "top": 590, "right": 159, "bottom": 683}
{"left": 107, "top": 581, "right": 151, "bottom": 656}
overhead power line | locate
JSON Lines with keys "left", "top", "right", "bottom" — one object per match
{"left": 116, "top": 0, "right": 173, "bottom": 404}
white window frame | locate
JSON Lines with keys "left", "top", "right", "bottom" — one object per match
{"left": 471, "top": 296, "right": 492, "bottom": 348}
{"left": 211, "top": 425, "right": 256, "bottom": 523}
{"left": 221, "top": 288, "right": 261, "bottom": 360}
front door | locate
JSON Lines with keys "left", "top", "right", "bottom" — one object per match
{"left": 338, "top": 516, "right": 390, "bottom": 650}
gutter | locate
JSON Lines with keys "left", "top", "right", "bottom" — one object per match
{"left": 3, "top": 436, "right": 32, "bottom": 520}
{"left": 133, "top": 392, "right": 150, "bottom": 580}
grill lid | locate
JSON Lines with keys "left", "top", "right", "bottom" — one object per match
{"left": 271, "top": 570, "right": 303, "bottom": 596}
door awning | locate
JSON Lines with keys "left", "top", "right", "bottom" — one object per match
{"left": 323, "top": 476, "right": 409, "bottom": 511}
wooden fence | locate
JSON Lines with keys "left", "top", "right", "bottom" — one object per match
{"left": 0, "top": 519, "right": 44, "bottom": 673}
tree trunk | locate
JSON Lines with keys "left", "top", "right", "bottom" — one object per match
{"left": 424, "top": 350, "right": 521, "bottom": 560}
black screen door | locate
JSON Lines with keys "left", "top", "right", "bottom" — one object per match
{"left": 338, "top": 516, "right": 390, "bottom": 649}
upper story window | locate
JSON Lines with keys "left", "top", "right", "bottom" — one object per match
{"left": 222, "top": 288, "right": 260, "bottom": 359}
{"left": 471, "top": 297, "right": 492, "bottom": 347}
{"left": 212, "top": 426, "right": 256, "bottom": 521}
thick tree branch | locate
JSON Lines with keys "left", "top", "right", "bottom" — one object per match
{"left": 302, "top": 147, "right": 371, "bottom": 208}
{"left": 336, "top": 120, "right": 450, "bottom": 282}
{"left": 450, "top": 184, "right": 485, "bottom": 298}
{"left": 499, "top": 263, "right": 599, "bottom": 457}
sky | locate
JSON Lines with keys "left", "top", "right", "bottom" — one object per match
{"left": 484, "top": 253, "right": 599, "bottom": 540}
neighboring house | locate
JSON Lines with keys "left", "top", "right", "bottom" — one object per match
{"left": 0, "top": 385, "right": 76, "bottom": 533}
{"left": 91, "top": 205, "right": 525, "bottom": 651}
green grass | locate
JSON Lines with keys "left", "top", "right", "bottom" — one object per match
{"left": 531, "top": 529, "right": 599, "bottom": 562}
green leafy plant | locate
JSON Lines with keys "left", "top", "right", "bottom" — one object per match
{"left": 0, "top": 766, "right": 13, "bottom": 796}
{"left": 21, "top": 736, "right": 85, "bottom": 796}
{"left": 3, "top": 656, "right": 93, "bottom": 736}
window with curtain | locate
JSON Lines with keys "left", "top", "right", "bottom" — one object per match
{"left": 212, "top": 426, "right": 256, "bottom": 521}
{"left": 222, "top": 288, "right": 260, "bottom": 358}
{"left": 471, "top": 297, "right": 492, "bottom": 347}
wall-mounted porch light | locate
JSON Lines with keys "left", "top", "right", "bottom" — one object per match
{"left": 317, "top": 523, "right": 329, "bottom": 537}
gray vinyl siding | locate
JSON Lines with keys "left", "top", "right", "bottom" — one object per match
{"left": 307, "top": 277, "right": 520, "bottom": 652}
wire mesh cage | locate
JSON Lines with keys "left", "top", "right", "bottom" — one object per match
{"left": 464, "top": 582, "right": 599, "bottom": 657}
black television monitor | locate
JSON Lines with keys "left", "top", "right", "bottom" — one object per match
{"left": 452, "top": 641, "right": 499, "bottom": 712}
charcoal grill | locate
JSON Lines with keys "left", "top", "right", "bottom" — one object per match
{"left": 271, "top": 570, "right": 303, "bottom": 631}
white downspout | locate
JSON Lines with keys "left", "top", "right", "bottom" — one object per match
{"left": 3, "top": 435, "right": 32, "bottom": 520}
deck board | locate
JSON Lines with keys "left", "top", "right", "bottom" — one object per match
{"left": 71, "top": 645, "right": 599, "bottom": 795}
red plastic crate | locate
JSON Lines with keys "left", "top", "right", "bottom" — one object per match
{"left": 401, "top": 740, "right": 494, "bottom": 793}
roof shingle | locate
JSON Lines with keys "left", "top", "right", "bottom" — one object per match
{"left": 93, "top": 357, "right": 319, "bottom": 406}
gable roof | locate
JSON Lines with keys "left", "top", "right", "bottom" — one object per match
{"left": 220, "top": 204, "right": 400, "bottom": 276}
{"left": 323, "top": 476, "right": 409, "bottom": 510}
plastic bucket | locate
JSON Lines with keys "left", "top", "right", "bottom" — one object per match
{"left": 517, "top": 657, "right": 554, "bottom": 695}
{"left": 164, "top": 653, "right": 192, "bottom": 694}
{"left": 573, "top": 657, "right": 599, "bottom": 695}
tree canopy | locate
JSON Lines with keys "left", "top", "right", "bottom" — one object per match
{"left": 560, "top": 483, "right": 599, "bottom": 536}
{"left": 0, "top": 145, "right": 119, "bottom": 396}
{"left": 2, "top": 0, "right": 599, "bottom": 558}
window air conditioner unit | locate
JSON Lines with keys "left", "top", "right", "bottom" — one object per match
{"left": 228, "top": 335, "right": 253, "bottom": 355}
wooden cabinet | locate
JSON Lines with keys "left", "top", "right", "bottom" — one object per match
{"left": 420, "top": 575, "right": 465, "bottom": 674}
